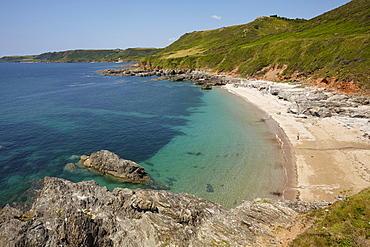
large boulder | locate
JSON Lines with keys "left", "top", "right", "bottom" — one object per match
{"left": 80, "top": 150, "right": 168, "bottom": 189}
{"left": 201, "top": 84, "right": 212, "bottom": 90}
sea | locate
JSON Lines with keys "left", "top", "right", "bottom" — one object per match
{"left": 0, "top": 63, "right": 286, "bottom": 208}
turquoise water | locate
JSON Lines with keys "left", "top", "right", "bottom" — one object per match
{"left": 143, "top": 89, "right": 286, "bottom": 207}
{"left": 0, "top": 63, "right": 285, "bottom": 208}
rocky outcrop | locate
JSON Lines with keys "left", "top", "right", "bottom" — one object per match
{"left": 244, "top": 80, "right": 370, "bottom": 119}
{"left": 98, "top": 68, "right": 231, "bottom": 86}
{"left": 0, "top": 177, "right": 329, "bottom": 246}
{"left": 97, "top": 68, "right": 192, "bottom": 78}
{"left": 233, "top": 79, "right": 370, "bottom": 138}
{"left": 201, "top": 84, "right": 212, "bottom": 90}
{"left": 80, "top": 150, "right": 168, "bottom": 190}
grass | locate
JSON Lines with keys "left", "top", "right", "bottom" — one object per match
{"left": 290, "top": 188, "right": 370, "bottom": 246}
{"left": 164, "top": 46, "right": 206, "bottom": 58}
{"left": 141, "top": 0, "right": 370, "bottom": 91}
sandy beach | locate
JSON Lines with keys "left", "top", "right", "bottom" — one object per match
{"left": 225, "top": 83, "right": 370, "bottom": 202}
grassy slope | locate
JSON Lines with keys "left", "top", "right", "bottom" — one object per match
{"left": 291, "top": 188, "right": 370, "bottom": 247}
{"left": 142, "top": 0, "right": 370, "bottom": 90}
{"left": 0, "top": 48, "right": 163, "bottom": 63}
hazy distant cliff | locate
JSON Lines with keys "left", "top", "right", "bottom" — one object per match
{"left": 0, "top": 48, "right": 163, "bottom": 63}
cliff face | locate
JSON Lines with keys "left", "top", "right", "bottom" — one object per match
{"left": 0, "top": 177, "right": 328, "bottom": 246}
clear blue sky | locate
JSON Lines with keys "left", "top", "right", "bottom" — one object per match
{"left": 0, "top": 0, "right": 351, "bottom": 57}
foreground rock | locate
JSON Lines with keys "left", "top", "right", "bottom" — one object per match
{"left": 80, "top": 150, "right": 169, "bottom": 190}
{"left": 0, "top": 177, "right": 329, "bottom": 246}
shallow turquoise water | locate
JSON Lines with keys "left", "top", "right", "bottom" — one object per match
{"left": 141, "top": 89, "right": 286, "bottom": 207}
{"left": 0, "top": 63, "right": 285, "bottom": 208}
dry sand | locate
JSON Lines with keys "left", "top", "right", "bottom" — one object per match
{"left": 224, "top": 84, "right": 370, "bottom": 202}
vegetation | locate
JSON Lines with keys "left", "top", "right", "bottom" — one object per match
{"left": 141, "top": 0, "right": 370, "bottom": 90}
{"left": 291, "top": 188, "right": 370, "bottom": 247}
{"left": 0, "top": 48, "right": 163, "bottom": 63}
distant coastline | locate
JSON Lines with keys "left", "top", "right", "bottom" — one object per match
{"left": 0, "top": 48, "right": 162, "bottom": 63}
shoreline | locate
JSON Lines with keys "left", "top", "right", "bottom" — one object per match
{"left": 225, "top": 85, "right": 297, "bottom": 201}
{"left": 224, "top": 83, "right": 370, "bottom": 202}
{"left": 227, "top": 88, "right": 296, "bottom": 201}
{"left": 98, "top": 67, "right": 370, "bottom": 202}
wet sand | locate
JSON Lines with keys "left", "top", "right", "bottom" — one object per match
{"left": 225, "top": 84, "right": 370, "bottom": 202}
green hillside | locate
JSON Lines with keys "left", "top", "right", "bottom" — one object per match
{"left": 291, "top": 187, "right": 370, "bottom": 246}
{"left": 0, "top": 48, "right": 163, "bottom": 63}
{"left": 141, "top": 0, "right": 370, "bottom": 91}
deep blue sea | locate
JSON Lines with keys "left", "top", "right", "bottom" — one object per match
{"left": 0, "top": 63, "right": 285, "bottom": 208}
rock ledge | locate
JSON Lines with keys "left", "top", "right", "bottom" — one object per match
{"left": 0, "top": 177, "right": 329, "bottom": 246}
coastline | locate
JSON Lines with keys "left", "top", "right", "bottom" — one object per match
{"left": 98, "top": 67, "right": 370, "bottom": 202}
{"left": 224, "top": 83, "right": 370, "bottom": 202}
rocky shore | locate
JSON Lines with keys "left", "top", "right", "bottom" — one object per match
{"left": 99, "top": 68, "right": 370, "bottom": 127}
{"left": 224, "top": 83, "right": 370, "bottom": 202}
{"left": 0, "top": 177, "right": 329, "bottom": 246}
{"left": 1, "top": 68, "right": 368, "bottom": 246}
{"left": 98, "top": 67, "right": 370, "bottom": 201}
{"left": 97, "top": 68, "right": 232, "bottom": 85}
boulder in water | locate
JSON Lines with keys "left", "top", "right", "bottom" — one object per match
{"left": 80, "top": 150, "right": 168, "bottom": 189}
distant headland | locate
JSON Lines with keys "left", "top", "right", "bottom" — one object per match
{"left": 0, "top": 48, "right": 163, "bottom": 63}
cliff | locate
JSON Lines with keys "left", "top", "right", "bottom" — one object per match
{"left": 0, "top": 177, "right": 328, "bottom": 246}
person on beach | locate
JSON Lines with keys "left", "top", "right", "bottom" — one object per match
{"left": 297, "top": 132, "right": 300, "bottom": 140}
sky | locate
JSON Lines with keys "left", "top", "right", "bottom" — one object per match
{"left": 0, "top": 0, "right": 352, "bottom": 57}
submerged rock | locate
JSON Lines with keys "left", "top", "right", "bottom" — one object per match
{"left": 206, "top": 183, "right": 214, "bottom": 192}
{"left": 0, "top": 177, "right": 329, "bottom": 246}
{"left": 63, "top": 162, "right": 78, "bottom": 172}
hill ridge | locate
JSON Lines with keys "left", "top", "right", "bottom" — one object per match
{"left": 141, "top": 0, "right": 370, "bottom": 92}
{"left": 0, "top": 48, "right": 163, "bottom": 63}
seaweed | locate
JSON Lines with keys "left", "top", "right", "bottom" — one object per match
{"left": 206, "top": 184, "right": 214, "bottom": 193}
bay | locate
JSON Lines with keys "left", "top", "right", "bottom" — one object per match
{"left": 0, "top": 63, "right": 285, "bottom": 208}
